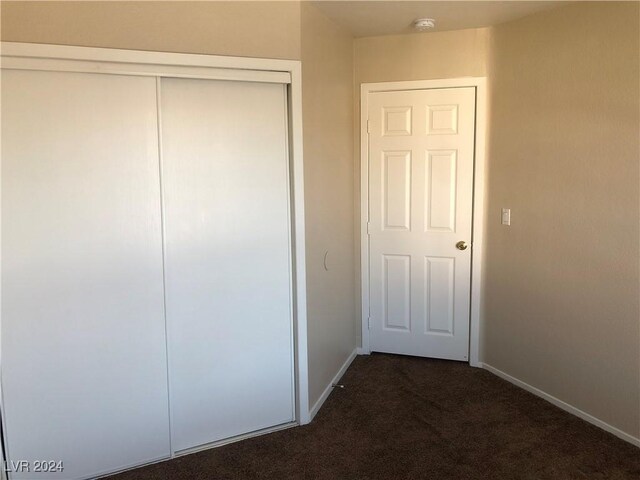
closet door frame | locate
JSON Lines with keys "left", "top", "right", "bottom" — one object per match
{"left": 0, "top": 41, "right": 310, "bottom": 453}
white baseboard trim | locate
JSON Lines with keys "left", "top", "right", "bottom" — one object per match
{"left": 481, "top": 362, "right": 640, "bottom": 448}
{"left": 309, "top": 349, "right": 358, "bottom": 422}
{"left": 356, "top": 347, "right": 369, "bottom": 355}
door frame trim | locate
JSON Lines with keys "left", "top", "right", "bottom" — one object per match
{"left": 359, "top": 78, "right": 487, "bottom": 367}
{"left": 0, "top": 42, "right": 311, "bottom": 433}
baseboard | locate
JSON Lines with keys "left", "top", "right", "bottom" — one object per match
{"left": 309, "top": 349, "right": 358, "bottom": 421}
{"left": 356, "top": 347, "right": 369, "bottom": 355}
{"left": 481, "top": 363, "right": 640, "bottom": 448}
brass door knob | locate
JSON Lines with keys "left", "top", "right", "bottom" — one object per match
{"left": 456, "top": 241, "right": 468, "bottom": 251}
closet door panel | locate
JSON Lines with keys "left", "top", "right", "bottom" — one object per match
{"left": 160, "top": 78, "right": 294, "bottom": 452}
{"left": 1, "top": 70, "right": 170, "bottom": 479}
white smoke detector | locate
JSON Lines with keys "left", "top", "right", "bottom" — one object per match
{"left": 413, "top": 18, "right": 436, "bottom": 31}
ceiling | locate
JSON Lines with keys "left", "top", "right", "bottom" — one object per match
{"left": 310, "top": 1, "right": 567, "bottom": 37}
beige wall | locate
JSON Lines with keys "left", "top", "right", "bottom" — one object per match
{"left": 353, "top": 27, "right": 490, "bottom": 346}
{"left": 0, "top": 1, "right": 301, "bottom": 59}
{"left": 354, "top": 28, "right": 488, "bottom": 84}
{"left": 301, "top": 3, "right": 356, "bottom": 409}
{"left": 485, "top": 2, "right": 640, "bottom": 438}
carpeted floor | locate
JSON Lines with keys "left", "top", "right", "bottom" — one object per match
{"left": 108, "top": 354, "right": 640, "bottom": 480}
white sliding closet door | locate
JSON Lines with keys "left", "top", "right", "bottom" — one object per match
{"left": 160, "top": 78, "right": 295, "bottom": 452}
{"left": 1, "top": 70, "right": 171, "bottom": 479}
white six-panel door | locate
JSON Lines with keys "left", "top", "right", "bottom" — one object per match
{"left": 368, "top": 87, "right": 476, "bottom": 361}
{"left": 160, "top": 78, "right": 295, "bottom": 452}
{"left": 1, "top": 70, "right": 172, "bottom": 479}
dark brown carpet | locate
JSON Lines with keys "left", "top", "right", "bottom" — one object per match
{"left": 108, "top": 354, "right": 640, "bottom": 480}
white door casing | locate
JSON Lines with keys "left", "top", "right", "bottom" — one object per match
{"left": 367, "top": 87, "right": 476, "bottom": 361}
